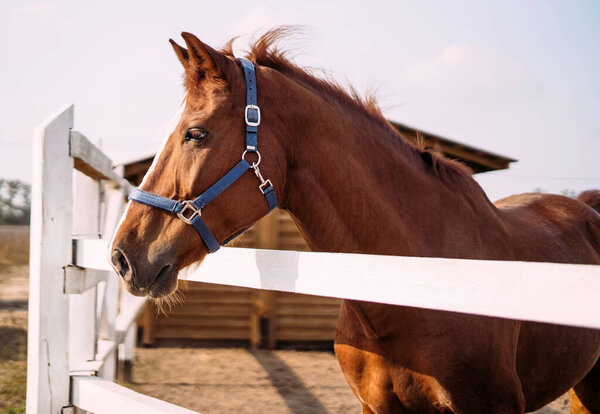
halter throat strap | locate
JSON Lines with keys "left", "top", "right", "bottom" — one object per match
{"left": 128, "top": 58, "right": 277, "bottom": 253}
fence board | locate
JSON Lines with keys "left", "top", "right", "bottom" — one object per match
{"left": 69, "top": 130, "right": 132, "bottom": 191}
{"left": 71, "top": 376, "right": 197, "bottom": 414}
{"left": 75, "top": 239, "right": 600, "bottom": 329}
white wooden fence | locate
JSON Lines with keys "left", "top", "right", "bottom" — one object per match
{"left": 27, "top": 105, "right": 600, "bottom": 414}
{"left": 26, "top": 105, "right": 195, "bottom": 414}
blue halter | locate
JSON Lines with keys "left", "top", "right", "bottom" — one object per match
{"left": 128, "top": 58, "right": 278, "bottom": 253}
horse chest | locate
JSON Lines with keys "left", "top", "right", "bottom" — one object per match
{"left": 334, "top": 341, "right": 456, "bottom": 414}
{"left": 334, "top": 301, "right": 529, "bottom": 413}
{"left": 334, "top": 302, "right": 461, "bottom": 413}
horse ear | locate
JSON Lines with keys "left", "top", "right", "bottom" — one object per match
{"left": 169, "top": 39, "right": 189, "bottom": 68}
{"left": 180, "top": 32, "right": 225, "bottom": 77}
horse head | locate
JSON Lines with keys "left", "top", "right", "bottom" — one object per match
{"left": 110, "top": 33, "right": 285, "bottom": 298}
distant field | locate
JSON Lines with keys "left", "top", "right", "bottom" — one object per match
{"left": 0, "top": 226, "right": 29, "bottom": 271}
{"left": 0, "top": 225, "right": 29, "bottom": 413}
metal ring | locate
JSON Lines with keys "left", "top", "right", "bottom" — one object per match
{"left": 242, "top": 150, "right": 261, "bottom": 166}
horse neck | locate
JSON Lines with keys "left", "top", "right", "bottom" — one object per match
{"left": 265, "top": 72, "right": 505, "bottom": 258}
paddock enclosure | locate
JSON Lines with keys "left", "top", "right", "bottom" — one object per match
{"left": 127, "top": 121, "right": 517, "bottom": 348}
{"left": 27, "top": 105, "right": 600, "bottom": 413}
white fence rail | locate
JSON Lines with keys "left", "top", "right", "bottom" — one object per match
{"left": 71, "top": 376, "right": 197, "bottom": 414}
{"left": 76, "top": 239, "right": 600, "bottom": 330}
{"left": 27, "top": 105, "right": 600, "bottom": 414}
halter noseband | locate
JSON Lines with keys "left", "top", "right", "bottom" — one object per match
{"left": 128, "top": 58, "right": 278, "bottom": 253}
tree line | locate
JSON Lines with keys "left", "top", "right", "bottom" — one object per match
{"left": 0, "top": 179, "right": 30, "bottom": 225}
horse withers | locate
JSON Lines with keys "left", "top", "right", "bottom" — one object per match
{"left": 111, "top": 29, "right": 600, "bottom": 413}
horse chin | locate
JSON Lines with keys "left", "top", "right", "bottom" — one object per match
{"left": 148, "top": 265, "right": 178, "bottom": 299}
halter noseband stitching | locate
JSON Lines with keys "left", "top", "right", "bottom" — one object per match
{"left": 128, "top": 58, "right": 277, "bottom": 253}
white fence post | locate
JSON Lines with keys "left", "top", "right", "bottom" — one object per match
{"left": 27, "top": 104, "right": 75, "bottom": 414}
{"left": 69, "top": 170, "right": 101, "bottom": 376}
{"left": 97, "top": 179, "right": 123, "bottom": 380}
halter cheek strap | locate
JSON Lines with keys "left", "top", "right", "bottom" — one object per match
{"left": 128, "top": 58, "right": 277, "bottom": 253}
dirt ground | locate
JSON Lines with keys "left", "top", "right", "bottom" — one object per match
{"left": 127, "top": 346, "right": 570, "bottom": 414}
{"left": 0, "top": 264, "right": 28, "bottom": 414}
{"left": 0, "top": 225, "right": 572, "bottom": 413}
{"left": 127, "top": 347, "right": 360, "bottom": 413}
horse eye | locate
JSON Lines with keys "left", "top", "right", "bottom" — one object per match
{"left": 185, "top": 128, "right": 208, "bottom": 142}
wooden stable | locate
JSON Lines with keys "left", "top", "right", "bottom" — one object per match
{"left": 130, "top": 121, "right": 516, "bottom": 347}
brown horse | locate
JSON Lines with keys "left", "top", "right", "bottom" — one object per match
{"left": 111, "top": 29, "right": 600, "bottom": 413}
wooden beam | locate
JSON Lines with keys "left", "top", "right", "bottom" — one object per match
{"left": 75, "top": 240, "right": 600, "bottom": 330}
{"left": 115, "top": 296, "right": 147, "bottom": 343}
{"left": 63, "top": 266, "right": 108, "bottom": 294}
{"left": 71, "top": 376, "right": 197, "bottom": 414}
{"left": 70, "top": 131, "right": 133, "bottom": 191}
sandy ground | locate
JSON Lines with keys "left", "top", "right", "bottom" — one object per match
{"left": 128, "top": 347, "right": 360, "bottom": 413}
{"left": 127, "top": 346, "right": 570, "bottom": 414}
{"left": 0, "top": 225, "right": 573, "bottom": 413}
{"left": 0, "top": 264, "right": 29, "bottom": 413}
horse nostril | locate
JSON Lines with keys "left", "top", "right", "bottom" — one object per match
{"left": 111, "top": 249, "right": 131, "bottom": 278}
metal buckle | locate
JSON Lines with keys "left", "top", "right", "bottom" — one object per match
{"left": 245, "top": 105, "right": 260, "bottom": 127}
{"left": 177, "top": 200, "right": 201, "bottom": 225}
{"left": 259, "top": 179, "right": 273, "bottom": 194}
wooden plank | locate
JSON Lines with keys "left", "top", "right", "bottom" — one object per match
{"left": 155, "top": 328, "right": 250, "bottom": 340}
{"left": 64, "top": 266, "right": 108, "bottom": 294}
{"left": 276, "top": 294, "right": 341, "bottom": 305}
{"left": 277, "top": 305, "right": 341, "bottom": 317}
{"left": 183, "top": 283, "right": 255, "bottom": 293}
{"left": 69, "top": 131, "right": 132, "bottom": 191}
{"left": 26, "top": 104, "right": 74, "bottom": 414}
{"left": 70, "top": 131, "right": 112, "bottom": 180}
{"left": 165, "top": 305, "right": 252, "bottom": 317}
{"left": 115, "top": 296, "right": 146, "bottom": 343}
{"left": 71, "top": 339, "right": 117, "bottom": 374}
{"left": 276, "top": 316, "right": 339, "bottom": 329}
{"left": 156, "top": 318, "right": 249, "bottom": 328}
{"left": 185, "top": 248, "right": 600, "bottom": 330}
{"left": 119, "top": 324, "right": 137, "bottom": 362}
{"left": 70, "top": 170, "right": 102, "bottom": 376}
{"left": 99, "top": 175, "right": 127, "bottom": 379}
{"left": 275, "top": 330, "right": 335, "bottom": 341}
{"left": 180, "top": 289, "right": 253, "bottom": 298}
{"left": 73, "top": 238, "right": 114, "bottom": 270}
{"left": 141, "top": 303, "right": 157, "bottom": 346}
{"left": 74, "top": 241, "right": 600, "bottom": 330}
{"left": 71, "top": 376, "right": 198, "bottom": 414}
{"left": 182, "top": 297, "right": 254, "bottom": 305}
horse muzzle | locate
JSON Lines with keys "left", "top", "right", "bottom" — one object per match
{"left": 111, "top": 247, "right": 178, "bottom": 298}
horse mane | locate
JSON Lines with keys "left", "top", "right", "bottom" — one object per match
{"left": 221, "top": 27, "right": 471, "bottom": 183}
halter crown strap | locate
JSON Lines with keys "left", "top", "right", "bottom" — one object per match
{"left": 240, "top": 57, "right": 259, "bottom": 151}
{"left": 128, "top": 58, "right": 277, "bottom": 253}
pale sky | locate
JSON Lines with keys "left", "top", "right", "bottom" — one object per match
{"left": 1, "top": 0, "right": 599, "bottom": 201}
